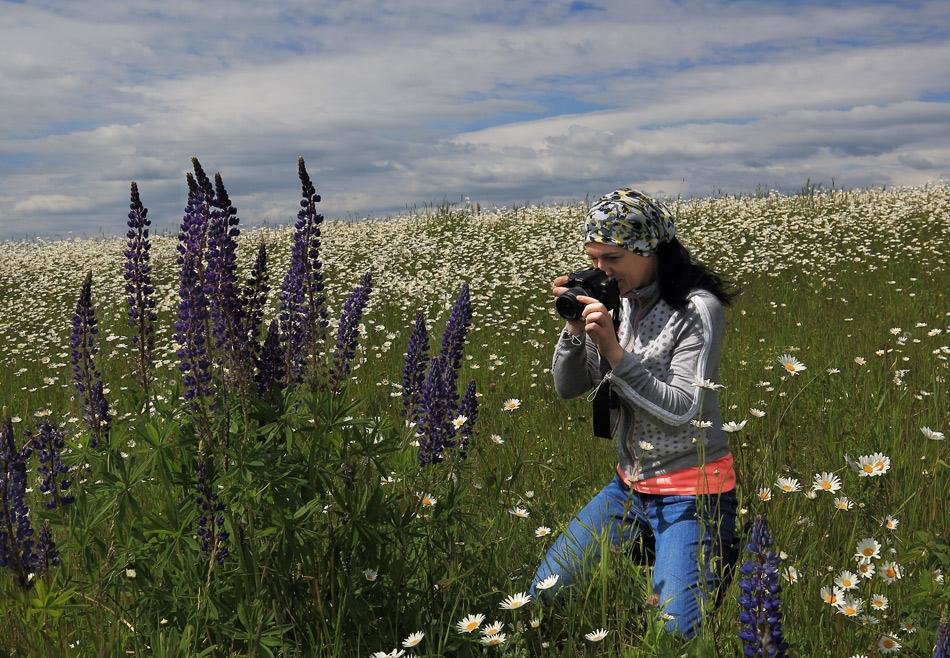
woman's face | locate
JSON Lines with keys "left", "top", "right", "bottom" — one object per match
{"left": 584, "top": 242, "right": 657, "bottom": 295}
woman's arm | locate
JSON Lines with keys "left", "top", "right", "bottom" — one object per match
{"left": 605, "top": 292, "right": 724, "bottom": 426}
{"left": 551, "top": 323, "right": 602, "bottom": 398}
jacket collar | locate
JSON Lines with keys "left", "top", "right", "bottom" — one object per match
{"left": 622, "top": 278, "right": 660, "bottom": 308}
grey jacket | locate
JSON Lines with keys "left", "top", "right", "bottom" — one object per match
{"left": 552, "top": 278, "right": 730, "bottom": 482}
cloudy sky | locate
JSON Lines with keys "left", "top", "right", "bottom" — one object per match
{"left": 1, "top": 0, "right": 949, "bottom": 240}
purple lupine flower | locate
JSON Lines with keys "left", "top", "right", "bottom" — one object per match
{"left": 255, "top": 319, "right": 284, "bottom": 396}
{"left": 330, "top": 271, "right": 373, "bottom": 394}
{"left": 417, "top": 283, "right": 472, "bottom": 465}
{"left": 204, "top": 169, "right": 251, "bottom": 387}
{"left": 70, "top": 272, "right": 111, "bottom": 448}
{"left": 737, "top": 515, "right": 789, "bottom": 658}
{"left": 29, "top": 423, "right": 73, "bottom": 510}
{"left": 34, "top": 521, "right": 59, "bottom": 574}
{"left": 241, "top": 240, "right": 270, "bottom": 356}
{"left": 195, "top": 458, "right": 227, "bottom": 566}
{"left": 455, "top": 379, "right": 477, "bottom": 460}
{"left": 401, "top": 312, "right": 429, "bottom": 421}
{"left": 278, "top": 158, "right": 327, "bottom": 386}
{"left": 175, "top": 173, "right": 214, "bottom": 406}
{"left": 936, "top": 619, "right": 949, "bottom": 658}
{"left": 124, "top": 182, "right": 157, "bottom": 400}
{"left": 0, "top": 419, "right": 36, "bottom": 588}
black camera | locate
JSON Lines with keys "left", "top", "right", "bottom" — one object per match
{"left": 555, "top": 268, "right": 621, "bottom": 321}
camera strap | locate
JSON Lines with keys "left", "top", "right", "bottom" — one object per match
{"left": 592, "top": 306, "right": 623, "bottom": 439}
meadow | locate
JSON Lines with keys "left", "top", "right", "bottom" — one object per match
{"left": 0, "top": 163, "right": 947, "bottom": 657}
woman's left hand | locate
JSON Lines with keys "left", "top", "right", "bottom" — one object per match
{"left": 576, "top": 295, "right": 623, "bottom": 364}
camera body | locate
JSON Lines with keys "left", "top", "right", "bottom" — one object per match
{"left": 555, "top": 267, "right": 621, "bottom": 321}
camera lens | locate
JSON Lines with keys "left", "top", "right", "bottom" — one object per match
{"left": 555, "top": 289, "right": 583, "bottom": 320}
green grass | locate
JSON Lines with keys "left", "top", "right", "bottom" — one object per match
{"left": 0, "top": 184, "right": 947, "bottom": 656}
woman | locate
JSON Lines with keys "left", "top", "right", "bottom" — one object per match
{"left": 531, "top": 188, "right": 740, "bottom": 639}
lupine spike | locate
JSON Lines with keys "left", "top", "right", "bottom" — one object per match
{"left": 455, "top": 379, "right": 477, "bottom": 460}
{"left": 935, "top": 618, "right": 949, "bottom": 658}
{"left": 34, "top": 521, "right": 60, "bottom": 574}
{"left": 255, "top": 318, "right": 284, "bottom": 396}
{"left": 30, "top": 423, "right": 73, "bottom": 510}
{"left": 401, "top": 311, "right": 430, "bottom": 421}
{"left": 124, "top": 181, "right": 157, "bottom": 404}
{"left": 175, "top": 176, "right": 214, "bottom": 407}
{"left": 242, "top": 240, "right": 270, "bottom": 357}
{"left": 737, "top": 515, "right": 789, "bottom": 658}
{"left": 195, "top": 457, "right": 228, "bottom": 566}
{"left": 1, "top": 419, "right": 37, "bottom": 588}
{"left": 70, "top": 271, "right": 111, "bottom": 448}
{"left": 330, "top": 272, "right": 373, "bottom": 394}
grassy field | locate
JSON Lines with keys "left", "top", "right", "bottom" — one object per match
{"left": 0, "top": 182, "right": 947, "bottom": 656}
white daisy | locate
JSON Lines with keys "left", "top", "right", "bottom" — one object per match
{"left": 499, "top": 592, "right": 531, "bottom": 610}
{"left": 921, "top": 426, "right": 945, "bottom": 440}
{"left": 584, "top": 628, "right": 609, "bottom": 642}
{"left": 490, "top": 434, "right": 505, "bottom": 444}
{"left": 869, "top": 594, "right": 888, "bottom": 611}
{"left": 534, "top": 526, "right": 551, "bottom": 538}
{"left": 722, "top": 420, "right": 748, "bottom": 432}
{"left": 835, "top": 570, "right": 859, "bottom": 590}
{"left": 877, "top": 635, "right": 901, "bottom": 653}
{"left": 775, "top": 476, "right": 801, "bottom": 493}
{"left": 455, "top": 613, "right": 485, "bottom": 634}
{"left": 535, "top": 574, "right": 559, "bottom": 591}
{"left": 480, "top": 633, "right": 507, "bottom": 646}
{"left": 502, "top": 398, "right": 521, "bottom": 411}
{"left": 749, "top": 408, "right": 766, "bottom": 417}
{"left": 480, "top": 621, "right": 504, "bottom": 636}
{"left": 452, "top": 415, "right": 468, "bottom": 429}
{"left": 836, "top": 597, "right": 863, "bottom": 617}
{"left": 692, "top": 377, "right": 725, "bottom": 390}
{"left": 812, "top": 471, "right": 842, "bottom": 493}
{"left": 855, "top": 538, "right": 882, "bottom": 563}
{"left": 508, "top": 507, "right": 529, "bottom": 518}
{"left": 778, "top": 353, "right": 807, "bottom": 375}
{"left": 402, "top": 631, "right": 424, "bottom": 648}
{"left": 757, "top": 488, "right": 772, "bottom": 502}
{"left": 834, "top": 496, "right": 854, "bottom": 511}
{"left": 879, "top": 561, "right": 902, "bottom": 583}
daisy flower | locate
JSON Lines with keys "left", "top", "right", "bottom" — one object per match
{"left": 534, "top": 526, "right": 551, "bottom": 538}
{"left": 535, "top": 574, "right": 559, "bottom": 591}
{"left": 749, "top": 408, "right": 766, "bottom": 417}
{"left": 778, "top": 353, "right": 807, "bottom": 375}
{"left": 508, "top": 507, "right": 529, "bottom": 518}
{"left": 921, "top": 426, "right": 944, "bottom": 441}
{"left": 530, "top": 617, "right": 541, "bottom": 628}
{"left": 452, "top": 415, "right": 468, "bottom": 429}
{"left": 455, "top": 613, "right": 485, "bottom": 634}
{"left": 855, "top": 538, "right": 882, "bottom": 563}
{"left": 364, "top": 568, "right": 378, "bottom": 582}
{"left": 834, "top": 496, "right": 854, "bottom": 511}
{"left": 877, "top": 635, "right": 901, "bottom": 653}
{"left": 690, "top": 418, "right": 712, "bottom": 428}
{"left": 870, "top": 594, "right": 888, "bottom": 611}
{"left": 481, "top": 621, "right": 503, "bottom": 636}
{"left": 827, "top": 367, "right": 840, "bottom": 374}
{"left": 490, "top": 434, "right": 505, "bottom": 444}
{"left": 775, "top": 476, "right": 801, "bottom": 493}
{"left": 584, "top": 628, "right": 609, "bottom": 642}
{"left": 757, "top": 487, "right": 772, "bottom": 502}
{"left": 692, "top": 377, "right": 725, "bottom": 390}
{"left": 722, "top": 420, "right": 748, "bottom": 432}
{"left": 820, "top": 586, "right": 845, "bottom": 606}
{"left": 856, "top": 561, "right": 875, "bottom": 579}
{"left": 836, "top": 597, "right": 863, "bottom": 617}
{"left": 812, "top": 472, "right": 842, "bottom": 493}
{"left": 419, "top": 493, "right": 437, "bottom": 508}
{"left": 782, "top": 566, "right": 799, "bottom": 583}
{"left": 502, "top": 398, "right": 521, "bottom": 411}
{"left": 499, "top": 592, "right": 531, "bottom": 610}
{"left": 835, "top": 570, "right": 859, "bottom": 590}
{"left": 402, "top": 631, "right": 424, "bottom": 648}
{"left": 854, "top": 356, "right": 866, "bottom": 365}
{"left": 480, "top": 633, "right": 507, "bottom": 646}
{"left": 879, "top": 561, "right": 902, "bottom": 583}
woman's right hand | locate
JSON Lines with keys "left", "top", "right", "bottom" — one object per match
{"left": 551, "top": 274, "right": 586, "bottom": 335}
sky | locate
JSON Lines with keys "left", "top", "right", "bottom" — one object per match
{"left": 1, "top": 0, "right": 949, "bottom": 240}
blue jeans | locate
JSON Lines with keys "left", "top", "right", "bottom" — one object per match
{"left": 529, "top": 475, "right": 738, "bottom": 639}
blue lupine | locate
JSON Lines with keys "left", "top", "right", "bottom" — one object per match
{"left": 175, "top": 173, "right": 214, "bottom": 406}
{"left": 417, "top": 283, "right": 472, "bottom": 465}
{"left": 255, "top": 319, "right": 284, "bottom": 396}
{"left": 196, "top": 458, "right": 228, "bottom": 566}
{"left": 401, "top": 312, "right": 429, "bottom": 421}
{"left": 30, "top": 423, "right": 73, "bottom": 510}
{"left": 1, "top": 419, "right": 36, "bottom": 588}
{"left": 34, "top": 521, "right": 59, "bottom": 574}
{"left": 205, "top": 169, "right": 251, "bottom": 386}
{"left": 455, "top": 379, "right": 477, "bottom": 460}
{"left": 71, "top": 271, "right": 111, "bottom": 448}
{"left": 124, "top": 182, "right": 157, "bottom": 398}
{"left": 737, "top": 515, "right": 789, "bottom": 658}
{"left": 330, "top": 271, "right": 373, "bottom": 393}
{"left": 278, "top": 158, "right": 327, "bottom": 386}
{"left": 935, "top": 618, "right": 949, "bottom": 658}
{"left": 242, "top": 240, "right": 270, "bottom": 357}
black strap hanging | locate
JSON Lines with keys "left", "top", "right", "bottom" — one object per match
{"left": 592, "top": 306, "right": 623, "bottom": 438}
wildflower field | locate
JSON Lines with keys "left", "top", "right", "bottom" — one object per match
{"left": 0, "top": 159, "right": 947, "bottom": 657}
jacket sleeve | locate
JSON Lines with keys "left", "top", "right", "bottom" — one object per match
{"left": 551, "top": 324, "right": 603, "bottom": 399}
{"left": 606, "top": 293, "right": 724, "bottom": 426}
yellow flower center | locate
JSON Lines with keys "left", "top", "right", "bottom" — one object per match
{"left": 821, "top": 482, "right": 831, "bottom": 489}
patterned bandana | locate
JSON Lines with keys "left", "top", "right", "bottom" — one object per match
{"left": 584, "top": 188, "right": 676, "bottom": 256}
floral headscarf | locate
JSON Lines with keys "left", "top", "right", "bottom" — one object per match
{"left": 584, "top": 187, "right": 676, "bottom": 256}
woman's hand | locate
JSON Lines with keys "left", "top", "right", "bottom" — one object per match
{"left": 574, "top": 295, "right": 623, "bottom": 363}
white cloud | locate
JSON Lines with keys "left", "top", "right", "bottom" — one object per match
{"left": 13, "top": 194, "right": 94, "bottom": 215}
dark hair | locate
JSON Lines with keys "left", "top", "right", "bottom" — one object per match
{"left": 656, "top": 237, "right": 740, "bottom": 310}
